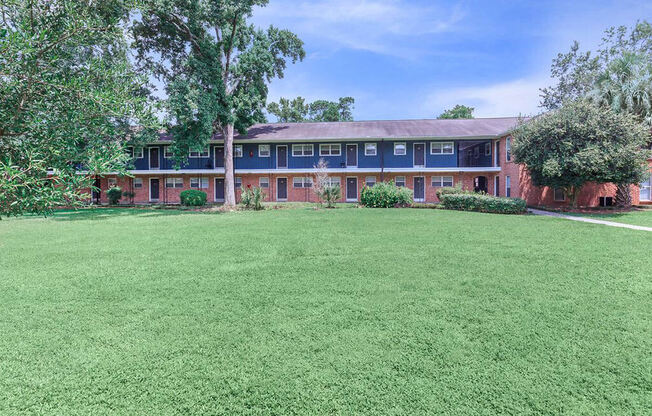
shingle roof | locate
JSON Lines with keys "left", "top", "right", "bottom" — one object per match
{"left": 159, "top": 117, "right": 526, "bottom": 142}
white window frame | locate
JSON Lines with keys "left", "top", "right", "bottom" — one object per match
{"left": 430, "top": 141, "right": 454, "bottom": 155}
{"left": 259, "top": 177, "right": 270, "bottom": 188}
{"left": 395, "top": 176, "right": 406, "bottom": 187}
{"left": 319, "top": 143, "right": 341, "bottom": 156}
{"left": 133, "top": 178, "right": 143, "bottom": 189}
{"left": 133, "top": 147, "right": 144, "bottom": 159}
{"left": 506, "top": 137, "right": 512, "bottom": 162}
{"left": 235, "top": 177, "right": 242, "bottom": 189}
{"left": 640, "top": 175, "right": 651, "bottom": 201}
{"left": 505, "top": 175, "right": 511, "bottom": 197}
{"left": 164, "top": 146, "right": 174, "bottom": 158}
{"left": 325, "top": 177, "right": 341, "bottom": 187}
{"left": 258, "top": 144, "right": 270, "bottom": 157}
{"left": 365, "top": 176, "right": 377, "bottom": 187}
{"left": 394, "top": 142, "right": 406, "bottom": 156}
{"left": 292, "top": 144, "right": 313, "bottom": 157}
{"left": 234, "top": 145, "right": 243, "bottom": 158}
{"left": 364, "top": 143, "right": 377, "bottom": 156}
{"left": 189, "top": 147, "right": 209, "bottom": 158}
{"left": 165, "top": 177, "right": 184, "bottom": 189}
{"left": 431, "top": 176, "right": 454, "bottom": 187}
{"left": 108, "top": 178, "right": 117, "bottom": 188}
{"left": 293, "top": 177, "right": 313, "bottom": 188}
{"left": 190, "top": 177, "right": 209, "bottom": 189}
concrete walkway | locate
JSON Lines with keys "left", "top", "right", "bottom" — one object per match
{"left": 528, "top": 208, "right": 652, "bottom": 232}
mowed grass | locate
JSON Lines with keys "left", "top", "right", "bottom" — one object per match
{"left": 0, "top": 207, "right": 650, "bottom": 415}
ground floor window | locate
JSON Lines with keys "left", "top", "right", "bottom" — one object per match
{"left": 108, "top": 178, "right": 117, "bottom": 188}
{"left": 506, "top": 176, "right": 511, "bottom": 197}
{"left": 190, "top": 177, "right": 209, "bottom": 189}
{"left": 641, "top": 175, "right": 651, "bottom": 201}
{"left": 395, "top": 176, "right": 406, "bottom": 187}
{"left": 325, "top": 177, "right": 341, "bottom": 187}
{"left": 259, "top": 177, "right": 269, "bottom": 188}
{"left": 554, "top": 187, "right": 565, "bottom": 201}
{"left": 134, "top": 178, "right": 143, "bottom": 188}
{"left": 365, "top": 176, "right": 376, "bottom": 187}
{"left": 165, "top": 178, "right": 183, "bottom": 188}
{"left": 293, "top": 177, "right": 314, "bottom": 188}
{"left": 431, "top": 176, "right": 453, "bottom": 187}
{"left": 235, "top": 177, "right": 242, "bottom": 189}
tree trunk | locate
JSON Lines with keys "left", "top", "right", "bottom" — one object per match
{"left": 614, "top": 183, "right": 632, "bottom": 208}
{"left": 223, "top": 123, "right": 236, "bottom": 207}
{"left": 568, "top": 185, "right": 582, "bottom": 209}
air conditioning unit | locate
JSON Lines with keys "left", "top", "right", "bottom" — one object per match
{"left": 599, "top": 196, "right": 613, "bottom": 207}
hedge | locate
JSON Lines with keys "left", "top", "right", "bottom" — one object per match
{"left": 360, "top": 181, "right": 413, "bottom": 208}
{"left": 438, "top": 193, "right": 527, "bottom": 214}
{"left": 180, "top": 189, "right": 207, "bottom": 207}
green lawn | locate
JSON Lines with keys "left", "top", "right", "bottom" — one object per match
{"left": 1, "top": 207, "right": 650, "bottom": 415}
{"left": 566, "top": 208, "right": 652, "bottom": 227}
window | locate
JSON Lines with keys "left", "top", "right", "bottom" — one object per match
{"left": 128, "top": 147, "right": 144, "bottom": 159}
{"left": 474, "top": 147, "right": 480, "bottom": 158}
{"left": 485, "top": 143, "right": 491, "bottom": 156}
{"left": 365, "top": 176, "right": 376, "bottom": 187}
{"left": 293, "top": 177, "right": 313, "bottom": 188}
{"left": 639, "top": 175, "right": 651, "bottom": 201}
{"left": 395, "top": 176, "right": 406, "bottom": 187}
{"left": 431, "top": 176, "right": 453, "bottom": 187}
{"left": 506, "top": 137, "right": 512, "bottom": 162}
{"left": 319, "top": 143, "right": 341, "bottom": 156}
{"left": 292, "top": 144, "right": 313, "bottom": 157}
{"left": 258, "top": 145, "right": 270, "bottom": 157}
{"left": 134, "top": 178, "right": 143, "bottom": 189}
{"left": 553, "top": 188, "right": 565, "bottom": 201}
{"left": 189, "top": 148, "right": 209, "bottom": 158}
{"left": 325, "top": 177, "right": 341, "bottom": 187}
{"left": 108, "top": 178, "right": 117, "bottom": 188}
{"left": 505, "top": 176, "right": 511, "bottom": 197}
{"left": 365, "top": 143, "right": 377, "bottom": 156}
{"left": 165, "top": 178, "right": 184, "bottom": 188}
{"left": 234, "top": 145, "right": 243, "bottom": 158}
{"left": 430, "top": 142, "right": 454, "bottom": 155}
{"left": 190, "top": 177, "right": 209, "bottom": 189}
{"left": 235, "top": 177, "right": 242, "bottom": 189}
{"left": 164, "top": 146, "right": 174, "bottom": 158}
{"left": 394, "top": 142, "right": 406, "bottom": 155}
{"left": 259, "top": 177, "right": 269, "bottom": 188}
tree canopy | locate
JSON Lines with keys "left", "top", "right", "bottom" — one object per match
{"left": 132, "top": 0, "right": 305, "bottom": 206}
{"left": 437, "top": 105, "right": 474, "bottom": 119}
{"left": 512, "top": 100, "right": 650, "bottom": 206}
{"left": 0, "top": 0, "right": 156, "bottom": 218}
{"left": 267, "top": 96, "right": 355, "bottom": 122}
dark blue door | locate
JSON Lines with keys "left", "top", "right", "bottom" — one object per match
{"left": 215, "top": 178, "right": 225, "bottom": 201}
{"left": 277, "top": 178, "right": 287, "bottom": 200}
{"left": 413, "top": 177, "right": 424, "bottom": 201}
{"left": 277, "top": 146, "right": 287, "bottom": 168}
{"left": 214, "top": 147, "right": 224, "bottom": 168}
{"left": 150, "top": 178, "right": 160, "bottom": 201}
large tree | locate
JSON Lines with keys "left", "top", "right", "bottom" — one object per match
{"left": 437, "top": 104, "right": 474, "bottom": 119}
{"left": 512, "top": 100, "right": 650, "bottom": 207}
{"left": 267, "top": 96, "right": 355, "bottom": 123}
{"left": 132, "top": 0, "right": 305, "bottom": 207}
{"left": 0, "top": 0, "right": 155, "bottom": 218}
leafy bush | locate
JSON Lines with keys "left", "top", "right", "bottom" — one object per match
{"left": 180, "top": 189, "right": 207, "bottom": 206}
{"left": 435, "top": 184, "right": 475, "bottom": 199}
{"left": 319, "top": 185, "right": 341, "bottom": 208}
{"left": 439, "top": 193, "right": 527, "bottom": 214}
{"left": 360, "top": 181, "right": 413, "bottom": 208}
{"left": 241, "top": 185, "right": 266, "bottom": 210}
{"left": 107, "top": 187, "right": 122, "bottom": 205}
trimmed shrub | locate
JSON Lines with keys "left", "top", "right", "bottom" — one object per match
{"left": 435, "top": 184, "right": 476, "bottom": 199}
{"left": 180, "top": 189, "right": 207, "bottom": 207}
{"left": 241, "top": 185, "right": 266, "bottom": 210}
{"left": 360, "top": 181, "right": 413, "bottom": 208}
{"left": 107, "top": 187, "right": 122, "bottom": 205}
{"left": 439, "top": 193, "right": 527, "bottom": 214}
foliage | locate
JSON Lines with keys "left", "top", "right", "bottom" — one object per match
{"left": 438, "top": 193, "right": 527, "bottom": 214}
{"left": 437, "top": 104, "right": 474, "bottom": 119}
{"left": 240, "top": 185, "right": 265, "bottom": 210}
{"left": 268, "top": 96, "right": 355, "bottom": 122}
{"left": 435, "top": 184, "right": 475, "bottom": 199}
{"left": 312, "top": 158, "right": 340, "bottom": 207}
{"left": 541, "top": 20, "right": 652, "bottom": 110}
{"left": 107, "top": 187, "right": 123, "bottom": 205}
{"left": 132, "top": 0, "right": 305, "bottom": 206}
{"left": 512, "top": 100, "right": 651, "bottom": 206}
{"left": 0, "top": 0, "right": 157, "bottom": 218}
{"left": 319, "top": 185, "right": 341, "bottom": 208}
{"left": 360, "top": 181, "right": 413, "bottom": 208}
{"left": 180, "top": 189, "right": 207, "bottom": 206}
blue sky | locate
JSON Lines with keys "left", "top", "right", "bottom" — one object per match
{"left": 252, "top": 0, "right": 651, "bottom": 121}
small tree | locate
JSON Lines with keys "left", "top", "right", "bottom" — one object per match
{"left": 312, "top": 158, "right": 340, "bottom": 208}
{"left": 512, "top": 100, "right": 651, "bottom": 207}
{"left": 437, "top": 105, "right": 474, "bottom": 119}
{"left": 107, "top": 187, "right": 123, "bottom": 205}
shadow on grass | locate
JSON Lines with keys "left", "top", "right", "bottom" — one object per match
{"left": 47, "top": 207, "right": 204, "bottom": 222}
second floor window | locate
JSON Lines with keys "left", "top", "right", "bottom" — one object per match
{"left": 165, "top": 178, "right": 184, "bottom": 188}
{"left": 506, "top": 138, "right": 512, "bottom": 162}
{"left": 234, "top": 145, "right": 243, "bottom": 158}
{"left": 365, "top": 143, "right": 377, "bottom": 156}
{"left": 319, "top": 143, "right": 341, "bottom": 156}
{"left": 127, "top": 147, "right": 144, "bottom": 159}
{"left": 190, "top": 177, "right": 209, "bottom": 189}
{"left": 430, "top": 142, "right": 454, "bottom": 155}
{"left": 394, "top": 142, "right": 406, "bottom": 155}
{"left": 292, "top": 144, "right": 313, "bottom": 157}
{"left": 484, "top": 143, "right": 491, "bottom": 156}
{"left": 189, "top": 148, "right": 209, "bottom": 158}
{"left": 164, "top": 146, "right": 174, "bottom": 158}
{"left": 258, "top": 145, "right": 270, "bottom": 157}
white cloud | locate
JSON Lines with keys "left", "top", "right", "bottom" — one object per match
{"left": 425, "top": 76, "right": 551, "bottom": 118}
{"left": 253, "top": 0, "right": 466, "bottom": 58}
